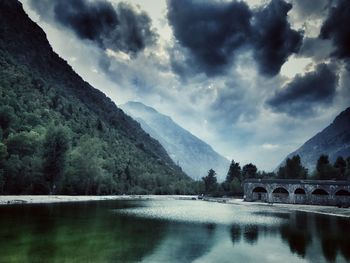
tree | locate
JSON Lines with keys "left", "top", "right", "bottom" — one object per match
{"left": 277, "top": 155, "right": 308, "bottom": 179}
{"left": 43, "top": 126, "right": 70, "bottom": 194}
{"left": 346, "top": 157, "right": 350, "bottom": 180}
{"left": 202, "top": 169, "right": 218, "bottom": 195}
{"left": 0, "top": 142, "right": 7, "bottom": 166}
{"left": 0, "top": 142, "right": 7, "bottom": 193}
{"left": 242, "top": 163, "right": 257, "bottom": 179}
{"left": 316, "top": 155, "right": 337, "bottom": 180}
{"left": 65, "top": 136, "right": 107, "bottom": 195}
{"left": 225, "top": 160, "right": 241, "bottom": 184}
{"left": 222, "top": 160, "right": 243, "bottom": 195}
{"left": 0, "top": 106, "right": 15, "bottom": 133}
{"left": 6, "top": 131, "right": 40, "bottom": 157}
{"left": 334, "top": 156, "right": 347, "bottom": 180}
{"left": 230, "top": 177, "right": 243, "bottom": 195}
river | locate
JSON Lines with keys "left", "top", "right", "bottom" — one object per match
{"left": 0, "top": 199, "right": 349, "bottom": 262}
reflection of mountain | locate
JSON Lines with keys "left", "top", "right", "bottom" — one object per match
{"left": 0, "top": 201, "right": 167, "bottom": 262}
{"left": 140, "top": 222, "right": 216, "bottom": 263}
{"left": 121, "top": 101, "right": 230, "bottom": 181}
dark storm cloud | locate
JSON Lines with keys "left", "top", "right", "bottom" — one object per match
{"left": 167, "top": 0, "right": 252, "bottom": 76}
{"left": 320, "top": 0, "right": 350, "bottom": 65}
{"left": 252, "top": 0, "right": 303, "bottom": 76}
{"left": 167, "top": 0, "right": 303, "bottom": 77}
{"left": 28, "top": 0, "right": 157, "bottom": 54}
{"left": 267, "top": 63, "right": 338, "bottom": 116}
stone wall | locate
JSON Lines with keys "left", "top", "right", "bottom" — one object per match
{"left": 243, "top": 179, "right": 350, "bottom": 207}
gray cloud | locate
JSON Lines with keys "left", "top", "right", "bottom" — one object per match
{"left": 298, "top": 37, "right": 334, "bottom": 62}
{"left": 267, "top": 63, "right": 338, "bottom": 116}
{"left": 320, "top": 0, "right": 350, "bottom": 67}
{"left": 28, "top": 0, "right": 157, "bottom": 54}
{"left": 167, "top": 0, "right": 302, "bottom": 78}
{"left": 167, "top": 0, "right": 252, "bottom": 76}
{"left": 252, "top": 0, "right": 303, "bottom": 76}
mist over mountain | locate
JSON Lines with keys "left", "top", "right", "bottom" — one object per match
{"left": 0, "top": 0, "right": 193, "bottom": 195}
{"left": 280, "top": 107, "right": 350, "bottom": 172}
{"left": 121, "top": 101, "right": 230, "bottom": 181}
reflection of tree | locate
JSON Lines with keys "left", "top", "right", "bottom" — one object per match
{"left": 313, "top": 214, "right": 350, "bottom": 262}
{"left": 206, "top": 223, "right": 216, "bottom": 232}
{"left": 280, "top": 224, "right": 312, "bottom": 258}
{"left": 230, "top": 224, "right": 241, "bottom": 245}
{"left": 279, "top": 212, "right": 312, "bottom": 258}
{"left": 336, "top": 217, "right": 350, "bottom": 261}
{"left": 339, "top": 242, "right": 350, "bottom": 261}
{"left": 314, "top": 214, "right": 339, "bottom": 262}
{"left": 321, "top": 237, "right": 337, "bottom": 262}
{"left": 243, "top": 225, "right": 259, "bottom": 245}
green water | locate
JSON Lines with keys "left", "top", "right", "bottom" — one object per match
{"left": 0, "top": 199, "right": 349, "bottom": 263}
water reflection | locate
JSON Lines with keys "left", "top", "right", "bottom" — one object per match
{"left": 225, "top": 211, "right": 350, "bottom": 262}
{"left": 0, "top": 200, "right": 350, "bottom": 262}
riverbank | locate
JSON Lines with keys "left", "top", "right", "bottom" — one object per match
{"left": 1, "top": 195, "right": 350, "bottom": 218}
{"left": 0, "top": 195, "right": 194, "bottom": 205}
{"left": 205, "top": 197, "right": 350, "bottom": 218}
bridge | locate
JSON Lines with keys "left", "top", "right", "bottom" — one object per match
{"left": 243, "top": 179, "right": 350, "bottom": 207}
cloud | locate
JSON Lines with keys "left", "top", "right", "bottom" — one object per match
{"left": 167, "top": 0, "right": 252, "bottom": 76}
{"left": 252, "top": 0, "right": 303, "bottom": 76}
{"left": 298, "top": 37, "right": 334, "bottom": 62}
{"left": 28, "top": 0, "right": 157, "bottom": 54}
{"left": 320, "top": 0, "right": 350, "bottom": 65}
{"left": 267, "top": 63, "right": 338, "bottom": 116}
{"left": 167, "top": 0, "right": 302, "bottom": 78}
{"left": 261, "top": 143, "right": 280, "bottom": 150}
{"left": 292, "top": 0, "right": 329, "bottom": 19}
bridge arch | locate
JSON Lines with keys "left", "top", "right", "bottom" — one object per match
{"left": 294, "top": 188, "right": 306, "bottom": 195}
{"left": 252, "top": 187, "right": 267, "bottom": 193}
{"left": 294, "top": 188, "right": 306, "bottom": 204}
{"left": 251, "top": 186, "right": 268, "bottom": 202}
{"left": 272, "top": 187, "right": 289, "bottom": 195}
{"left": 335, "top": 189, "right": 350, "bottom": 196}
{"left": 312, "top": 189, "right": 329, "bottom": 195}
{"left": 271, "top": 187, "right": 289, "bottom": 203}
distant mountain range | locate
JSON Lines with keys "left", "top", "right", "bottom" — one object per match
{"left": 121, "top": 102, "right": 230, "bottom": 181}
{"left": 281, "top": 107, "right": 350, "bottom": 172}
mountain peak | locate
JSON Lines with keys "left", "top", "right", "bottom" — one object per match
{"left": 280, "top": 106, "right": 350, "bottom": 172}
{"left": 121, "top": 101, "right": 230, "bottom": 181}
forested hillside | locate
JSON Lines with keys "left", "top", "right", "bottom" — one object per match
{"left": 0, "top": 1, "right": 195, "bottom": 195}
{"left": 280, "top": 107, "right": 350, "bottom": 172}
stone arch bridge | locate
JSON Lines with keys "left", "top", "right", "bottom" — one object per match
{"left": 243, "top": 179, "right": 350, "bottom": 206}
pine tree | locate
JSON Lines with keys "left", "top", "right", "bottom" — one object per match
{"left": 202, "top": 169, "right": 218, "bottom": 194}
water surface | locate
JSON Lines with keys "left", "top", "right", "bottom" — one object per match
{"left": 0, "top": 199, "right": 349, "bottom": 262}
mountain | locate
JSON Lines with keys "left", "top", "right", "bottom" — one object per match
{"left": 0, "top": 1, "right": 192, "bottom": 195}
{"left": 120, "top": 101, "right": 230, "bottom": 181}
{"left": 280, "top": 107, "right": 350, "bottom": 172}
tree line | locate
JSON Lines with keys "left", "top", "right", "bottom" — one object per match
{"left": 201, "top": 154, "right": 350, "bottom": 196}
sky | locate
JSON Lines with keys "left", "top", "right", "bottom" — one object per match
{"left": 20, "top": 0, "right": 350, "bottom": 171}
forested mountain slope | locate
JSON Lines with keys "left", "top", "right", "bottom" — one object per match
{"left": 0, "top": 0, "right": 194, "bottom": 195}
{"left": 280, "top": 107, "right": 350, "bottom": 172}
